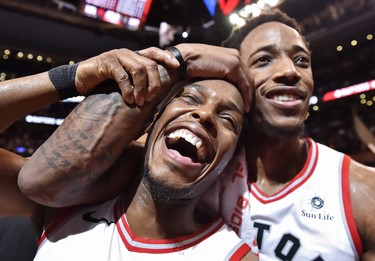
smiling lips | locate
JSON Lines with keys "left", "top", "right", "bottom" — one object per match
{"left": 266, "top": 86, "right": 306, "bottom": 102}
{"left": 166, "top": 129, "right": 208, "bottom": 164}
{"left": 266, "top": 87, "right": 307, "bottom": 109}
{"left": 270, "top": 93, "right": 300, "bottom": 102}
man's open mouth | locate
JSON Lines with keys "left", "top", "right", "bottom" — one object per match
{"left": 166, "top": 129, "right": 208, "bottom": 164}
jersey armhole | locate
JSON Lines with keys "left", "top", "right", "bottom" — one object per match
{"left": 341, "top": 155, "right": 363, "bottom": 256}
{"left": 38, "top": 206, "right": 80, "bottom": 247}
{"left": 227, "top": 241, "right": 252, "bottom": 261}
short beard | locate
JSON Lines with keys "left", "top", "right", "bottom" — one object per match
{"left": 251, "top": 106, "right": 305, "bottom": 139}
{"left": 142, "top": 166, "right": 192, "bottom": 202}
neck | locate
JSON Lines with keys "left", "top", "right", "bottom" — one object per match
{"left": 246, "top": 133, "right": 308, "bottom": 194}
{"left": 124, "top": 180, "right": 210, "bottom": 239}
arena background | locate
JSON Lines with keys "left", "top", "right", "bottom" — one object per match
{"left": 0, "top": 0, "right": 374, "bottom": 166}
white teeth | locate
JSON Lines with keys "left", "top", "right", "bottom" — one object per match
{"left": 273, "top": 94, "right": 298, "bottom": 101}
{"left": 167, "top": 129, "right": 203, "bottom": 150}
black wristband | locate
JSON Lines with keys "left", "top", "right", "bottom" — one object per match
{"left": 166, "top": 46, "right": 187, "bottom": 79}
{"left": 48, "top": 63, "right": 80, "bottom": 100}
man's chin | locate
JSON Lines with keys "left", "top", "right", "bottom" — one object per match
{"left": 252, "top": 110, "right": 305, "bottom": 138}
{"left": 143, "top": 167, "right": 192, "bottom": 202}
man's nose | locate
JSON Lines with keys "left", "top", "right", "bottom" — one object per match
{"left": 191, "top": 106, "right": 217, "bottom": 137}
{"left": 272, "top": 57, "right": 302, "bottom": 85}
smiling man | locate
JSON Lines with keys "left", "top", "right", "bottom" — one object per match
{"left": 212, "top": 9, "right": 375, "bottom": 260}
{"left": 20, "top": 78, "right": 257, "bottom": 260}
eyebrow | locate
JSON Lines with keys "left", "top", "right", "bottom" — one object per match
{"left": 292, "top": 45, "right": 310, "bottom": 55}
{"left": 189, "top": 83, "right": 243, "bottom": 115}
{"left": 250, "top": 44, "right": 310, "bottom": 57}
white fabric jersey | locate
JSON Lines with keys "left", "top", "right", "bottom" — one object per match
{"left": 219, "top": 138, "right": 363, "bottom": 260}
{"left": 35, "top": 194, "right": 251, "bottom": 261}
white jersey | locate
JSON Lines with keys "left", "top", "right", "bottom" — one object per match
{"left": 35, "top": 194, "right": 251, "bottom": 261}
{"left": 218, "top": 138, "right": 362, "bottom": 260}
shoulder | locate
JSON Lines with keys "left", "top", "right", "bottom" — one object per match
{"left": 240, "top": 251, "right": 259, "bottom": 261}
{"left": 350, "top": 159, "right": 375, "bottom": 199}
{"left": 349, "top": 159, "right": 375, "bottom": 255}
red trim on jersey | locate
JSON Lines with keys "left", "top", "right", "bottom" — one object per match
{"left": 38, "top": 206, "right": 80, "bottom": 246}
{"left": 251, "top": 138, "right": 319, "bottom": 203}
{"left": 341, "top": 155, "right": 363, "bottom": 256}
{"left": 116, "top": 211, "right": 225, "bottom": 253}
{"left": 228, "top": 243, "right": 252, "bottom": 261}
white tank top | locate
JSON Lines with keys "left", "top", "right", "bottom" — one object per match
{"left": 35, "top": 195, "right": 251, "bottom": 261}
{"left": 219, "top": 138, "right": 362, "bottom": 260}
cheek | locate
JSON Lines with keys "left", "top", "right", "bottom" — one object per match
{"left": 249, "top": 69, "right": 270, "bottom": 90}
{"left": 254, "top": 89, "right": 264, "bottom": 106}
{"left": 218, "top": 134, "right": 238, "bottom": 157}
{"left": 301, "top": 69, "right": 314, "bottom": 87}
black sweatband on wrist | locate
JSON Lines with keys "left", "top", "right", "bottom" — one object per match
{"left": 48, "top": 63, "right": 80, "bottom": 100}
{"left": 166, "top": 46, "right": 187, "bottom": 79}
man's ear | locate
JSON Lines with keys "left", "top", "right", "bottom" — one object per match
{"left": 143, "top": 111, "right": 159, "bottom": 134}
{"left": 136, "top": 133, "right": 148, "bottom": 144}
{"left": 136, "top": 111, "right": 159, "bottom": 144}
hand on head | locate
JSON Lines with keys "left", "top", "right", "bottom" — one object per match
{"left": 173, "top": 43, "right": 253, "bottom": 112}
{"left": 74, "top": 48, "right": 180, "bottom": 107}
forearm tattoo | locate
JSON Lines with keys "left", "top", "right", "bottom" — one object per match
{"left": 35, "top": 65, "right": 177, "bottom": 182}
{"left": 37, "top": 92, "right": 128, "bottom": 181}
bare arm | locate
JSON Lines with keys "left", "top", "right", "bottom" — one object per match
{"left": 18, "top": 49, "right": 178, "bottom": 207}
{"left": 350, "top": 159, "right": 375, "bottom": 260}
{"left": 0, "top": 72, "right": 60, "bottom": 133}
{"left": 18, "top": 93, "right": 146, "bottom": 206}
{"left": 0, "top": 47, "right": 179, "bottom": 133}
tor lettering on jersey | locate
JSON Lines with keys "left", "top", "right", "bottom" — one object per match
{"left": 229, "top": 195, "right": 249, "bottom": 234}
{"left": 227, "top": 160, "right": 249, "bottom": 234}
{"left": 230, "top": 161, "right": 246, "bottom": 183}
{"left": 254, "top": 222, "right": 326, "bottom": 261}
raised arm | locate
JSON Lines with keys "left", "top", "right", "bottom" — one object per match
{"left": 0, "top": 72, "right": 60, "bottom": 133}
{"left": 18, "top": 48, "right": 178, "bottom": 207}
{"left": 136, "top": 44, "right": 253, "bottom": 112}
{"left": 0, "top": 47, "right": 179, "bottom": 133}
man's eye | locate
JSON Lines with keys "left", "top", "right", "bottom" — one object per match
{"left": 220, "top": 114, "right": 238, "bottom": 133}
{"left": 181, "top": 95, "right": 199, "bottom": 105}
{"left": 254, "top": 56, "right": 271, "bottom": 66}
{"left": 295, "top": 56, "right": 310, "bottom": 67}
